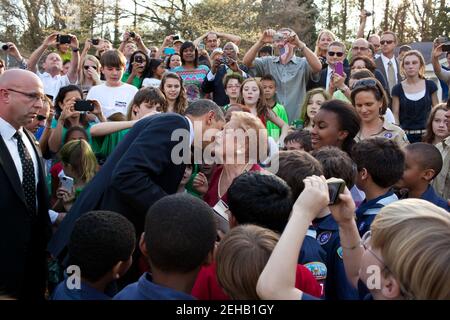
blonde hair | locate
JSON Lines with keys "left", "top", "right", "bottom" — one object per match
{"left": 371, "top": 199, "right": 450, "bottom": 300}
{"left": 229, "top": 111, "right": 268, "bottom": 163}
{"left": 216, "top": 225, "right": 279, "bottom": 300}
{"left": 299, "top": 88, "right": 331, "bottom": 126}
{"left": 59, "top": 139, "right": 98, "bottom": 184}
{"left": 400, "top": 50, "right": 426, "bottom": 79}
{"left": 78, "top": 55, "right": 101, "bottom": 86}
{"left": 314, "top": 29, "right": 336, "bottom": 56}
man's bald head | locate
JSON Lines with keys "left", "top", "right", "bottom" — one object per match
{"left": 0, "top": 69, "right": 42, "bottom": 88}
{"left": 352, "top": 38, "right": 370, "bottom": 58}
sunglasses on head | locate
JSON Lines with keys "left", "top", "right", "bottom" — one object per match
{"left": 36, "top": 115, "right": 47, "bottom": 121}
{"left": 84, "top": 65, "right": 97, "bottom": 70}
{"left": 351, "top": 78, "right": 380, "bottom": 90}
{"left": 328, "top": 51, "right": 344, "bottom": 57}
{"left": 380, "top": 40, "right": 394, "bottom": 45}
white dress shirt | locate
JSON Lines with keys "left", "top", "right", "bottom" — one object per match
{"left": 37, "top": 71, "right": 71, "bottom": 100}
{"left": 0, "top": 117, "right": 39, "bottom": 188}
{"left": 325, "top": 66, "right": 333, "bottom": 91}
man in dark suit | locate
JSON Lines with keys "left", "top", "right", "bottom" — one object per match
{"left": 307, "top": 41, "right": 350, "bottom": 91}
{"left": 201, "top": 43, "right": 248, "bottom": 106}
{"left": 48, "top": 99, "right": 225, "bottom": 284}
{"left": 375, "top": 31, "right": 402, "bottom": 98}
{"left": 0, "top": 69, "right": 51, "bottom": 299}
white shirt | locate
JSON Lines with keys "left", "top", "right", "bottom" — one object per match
{"left": 142, "top": 78, "right": 161, "bottom": 88}
{"left": 380, "top": 54, "right": 398, "bottom": 84}
{"left": 186, "top": 116, "right": 194, "bottom": 146}
{"left": 325, "top": 66, "right": 333, "bottom": 91}
{"left": 37, "top": 71, "right": 71, "bottom": 100}
{"left": 86, "top": 83, "right": 138, "bottom": 118}
{"left": 0, "top": 117, "right": 39, "bottom": 188}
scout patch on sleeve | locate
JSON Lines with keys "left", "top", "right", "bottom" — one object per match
{"left": 318, "top": 231, "right": 332, "bottom": 245}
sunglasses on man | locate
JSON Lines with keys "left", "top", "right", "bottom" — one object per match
{"left": 327, "top": 51, "right": 344, "bottom": 57}
{"left": 83, "top": 65, "right": 97, "bottom": 70}
{"left": 380, "top": 40, "right": 394, "bottom": 45}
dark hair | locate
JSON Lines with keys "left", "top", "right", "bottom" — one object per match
{"left": 275, "top": 150, "right": 323, "bottom": 200}
{"left": 146, "top": 58, "right": 164, "bottom": 79}
{"left": 127, "top": 86, "right": 168, "bottom": 119}
{"left": 283, "top": 129, "right": 312, "bottom": 152}
{"left": 144, "top": 193, "right": 216, "bottom": 273}
{"left": 350, "top": 68, "right": 375, "bottom": 80}
{"left": 222, "top": 72, "right": 244, "bottom": 88}
{"left": 180, "top": 41, "right": 198, "bottom": 68}
{"left": 351, "top": 77, "right": 389, "bottom": 115}
{"left": 352, "top": 138, "right": 405, "bottom": 188}
{"left": 319, "top": 100, "right": 361, "bottom": 155}
{"left": 126, "top": 50, "right": 150, "bottom": 81}
{"left": 159, "top": 72, "right": 188, "bottom": 114}
{"left": 62, "top": 59, "right": 71, "bottom": 66}
{"left": 399, "top": 45, "right": 412, "bottom": 55}
{"left": 166, "top": 53, "right": 181, "bottom": 69}
{"left": 185, "top": 99, "right": 225, "bottom": 122}
{"left": 258, "top": 45, "right": 274, "bottom": 56}
{"left": 405, "top": 143, "right": 443, "bottom": 179}
{"left": 100, "top": 49, "right": 126, "bottom": 69}
{"left": 227, "top": 172, "right": 292, "bottom": 234}
{"left": 54, "top": 85, "right": 89, "bottom": 128}
{"left": 311, "top": 146, "right": 356, "bottom": 189}
{"left": 63, "top": 126, "right": 89, "bottom": 144}
{"left": 350, "top": 56, "right": 376, "bottom": 73}
{"left": 260, "top": 74, "right": 277, "bottom": 85}
{"left": 68, "top": 211, "right": 136, "bottom": 282}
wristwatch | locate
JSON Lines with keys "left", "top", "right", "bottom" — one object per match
{"left": 72, "top": 48, "right": 79, "bottom": 52}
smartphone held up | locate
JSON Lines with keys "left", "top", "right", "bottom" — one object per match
{"left": 326, "top": 178, "right": 346, "bottom": 205}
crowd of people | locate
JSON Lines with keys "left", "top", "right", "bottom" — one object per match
{"left": 0, "top": 10, "right": 449, "bottom": 301}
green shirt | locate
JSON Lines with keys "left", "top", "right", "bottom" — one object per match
{"left": 121, "top": 72, "right": 143, "bottom": 89}
{"left": 266, "top": 102, "right": 288, "bottom": 140}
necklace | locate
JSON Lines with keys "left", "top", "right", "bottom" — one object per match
{"left": 217, "top": 163, "right": 252, "bottom": 198}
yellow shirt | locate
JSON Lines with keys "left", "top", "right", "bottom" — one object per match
{"left": 432, "top": 136, "right": 450, "bottom": 200}
{"left": 355, "top": 117, "right": 410, "bottom": 148}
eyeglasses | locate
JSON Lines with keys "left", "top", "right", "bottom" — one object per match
{"left": 351, "top": 78, "right": 379, "bottom": 90}
{"left": 83, "top": 65, "right": 97, "bottom": 70}
{"left": 6, "top": 88, "right": 46, "bottom": 102}
{"left": 328, "top": 51, "right": 344, "bottom": 57}
{"left": 380, "top": 40, "right": 394, "bottom": 45}
{"left": 353, "top": 46, "right": 369, "bottom": 51}
{"left": 36, "top": 115, "right": 47, "bottom": 121}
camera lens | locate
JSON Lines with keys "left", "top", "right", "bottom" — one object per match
{"left": 2, "top": 44, "right": 9, "bottom": 50}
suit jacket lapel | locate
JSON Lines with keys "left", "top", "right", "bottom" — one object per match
{"left": 376, "top": 58, "right": 388, "bottom": 82}
{"left": 0, "top": 133, "right": 27, "bottom": 206}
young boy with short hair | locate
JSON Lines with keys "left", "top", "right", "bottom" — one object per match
{"left": 283, "top": 129, "right": 312, "bottom": 152}
{"left": 260, "top": 74, "right": 289, "bottom": 140}
{"left": 351, "top": 138, "right": 405, "bottom": 236}
{"left": 114, "top": 193, "right": 217, "bottom": 300}
{"left": 86, "top": 49, "right": 138, "bottom": 119}
{"left": 52, "top": 211, "right": 136, "bottom": 300}
{"left": 397, "top": 143, "right": 450, "bottom": 211}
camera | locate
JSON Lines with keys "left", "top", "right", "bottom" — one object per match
{"left": 436, "top": 36, "right": 448, "bottom": 43}
{"left": 273, "top": 33, "right": 284, "bottom": 42}
{"left": 134, "top": 56, "right": 143, "bottom": 63}
{"left": 91, "top": 38, "right": 100, "bottom": 45}
{"left": 442, "top": 43, "right": 450, "bottom": 52}
{"left": 74, "top": 100, "right": 94, "bottom": 112}
{"left": 327, "top": 178, "right": 346, "bottom": 205}
{"left": 1, "top": 43, "right": 9, "bottom": 50}
{"left": 220, "top": 56, "right": 229, "bottom": 65}
{"left": 364, "top": 11, "right": 374, "bottom": 17}
{"left": 129, "top": 31, "right": 135, "bottom": 38}
{"left": 56, "top": 34, "right": 72, "bottom": 44}
{"left": 172, "top": 34, "right": 180, "bottom": 41}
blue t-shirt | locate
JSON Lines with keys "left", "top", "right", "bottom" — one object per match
{"left": 52, "top": 280, "right": 111, "bottom": 300}
{"left": 313, "top": 214, "right": 359, "bottom": 300}
{"left": 356, "top": 191, "right": 398, "bottom": 237}
{"left": 113, "top": 273, "right": 196, "bottom": 300}
{"left": 420, "top": 185, "right": 450, "bottom": 212}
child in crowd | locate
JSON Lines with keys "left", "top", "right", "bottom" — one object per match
{"left": 52, "top": 211, "right": 135, "bottom": 300}
{"left": 283, "top": 129, "right": 312, "bottom": 151}
{"left": 222, "top": 73, "right": 244, "bottom": 111}
{"left": 86, "top": 50, "right": 138, "bottom": 119}
{"left": 310, "top": 146, "right": 359, "bottom": 300}
{"left": 396, "top": 143, "right": 450, "bottom": 211}
{"left": 215, "top": 225, "right": 280, "bottom": 299}
{"left": 260, "top": 74, "right": 289, "bottom": 140}
{"left": 275, "top": 150, "right": 327, "bottom": 296}
{"left": 257, "top": 176, "right": 450, "bottom": 300}
{"left": 351, "top": 138, "right": 405, "bottom": 236}
{"left": 295, "top": 88, "right": 330, "bottom": 130}
{"left": 192, "top": 172, "right": 322, "bottom": 300}
{"left": 53, "top": 139, "right": 98, "bottom": 213}
{"left": 114, "top": 194, "right": 217, "bottom": 300}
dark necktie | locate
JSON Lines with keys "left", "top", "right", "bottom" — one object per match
{"left": 14, "top": 131, "right": 36, "bottom": 214}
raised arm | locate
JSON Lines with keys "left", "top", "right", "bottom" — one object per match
{"left": 288, "top": 31, "right": 322, "bottom": 74}
{"left": 67, "top": 35, "right": 80, "bottom": 83}
{"left": 134, "top": 33, "right": 149, "bottom": 54}
{"left": 90, "top": 120, "right": 136, "bottom": 137}
{"left": 432, "top": 44, "right": 450, "bottom": 83}
{"left": 193, "top": 32, "right": 208, "bottom": 49}
{"left": 27, "top": 33, "right": 58, "bottom": 73}
{"left": 257, "top": 175, "right": 329, "bottom": 300}
{"left": 243, "top": 29, "right": 276, "bottom": 68}
{"left": 356, "top": 10, "right": 368, "bottom": 39}
{"left": 155, "top": 35, "right": 173, "bottom": 59}
{"left": 4, "top": 42, "right": 27, "bottom": 69}
{"left": 218, "top": 32, "right": 241, "bottom": 46}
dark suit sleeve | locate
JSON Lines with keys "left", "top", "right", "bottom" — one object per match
{"left": 201, "top": 69, "right": 217, "bottom": 94}
{"left": 109, "top": 115, "right": 189, "bottom": 213}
